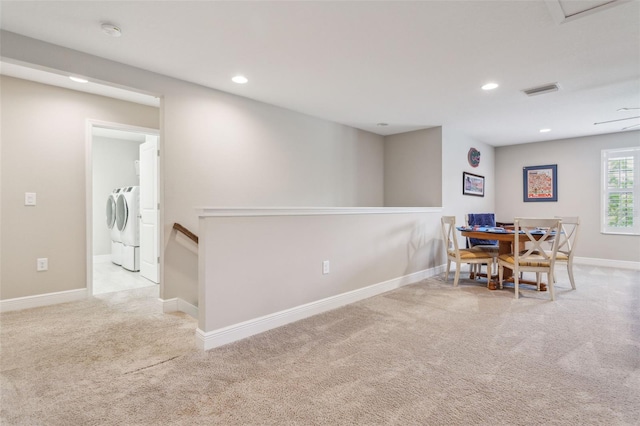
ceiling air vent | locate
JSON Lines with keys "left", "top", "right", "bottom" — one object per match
{"left": 522, "top": 83, "right": 560, "bottom": 97}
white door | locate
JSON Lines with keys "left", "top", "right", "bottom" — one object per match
{"left": 139, "top": 135, "right": 159, "bottom": 283}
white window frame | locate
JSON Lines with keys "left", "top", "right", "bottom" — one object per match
{"left": 601, "top": 147, "right": 640, "bottom": 235}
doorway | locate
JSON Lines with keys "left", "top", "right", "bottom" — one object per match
{"left": 87, "top": 121, "right": 160, "bottom": 296}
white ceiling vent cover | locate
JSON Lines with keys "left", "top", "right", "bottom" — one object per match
{"left": 522, "top": 83, "right": 560, "bottom": 97}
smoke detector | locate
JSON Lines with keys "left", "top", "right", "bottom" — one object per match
{"left": 101, "top": 23, "right": 122, "bottom": 37}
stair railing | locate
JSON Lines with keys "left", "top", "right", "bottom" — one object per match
{"left": 173, "top": 223, "right": 199, "bottom": 244}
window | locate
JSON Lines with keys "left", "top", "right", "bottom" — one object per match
{"left": 602, "top": 147, "right": 640, "bottom": 235}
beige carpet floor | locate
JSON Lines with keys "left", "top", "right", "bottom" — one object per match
{"left": 1, "top": 264, "right": 639, "bottom": 425}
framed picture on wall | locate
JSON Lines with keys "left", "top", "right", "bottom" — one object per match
{"left": 523, "top": 164, "right": 557, "bottom": 202}
{"left": 462, "top": 172, "right": 485, "bottom": 197}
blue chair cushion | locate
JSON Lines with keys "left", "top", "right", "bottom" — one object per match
{"left": 467, "top": 213, "right": 498, "bottom": 246}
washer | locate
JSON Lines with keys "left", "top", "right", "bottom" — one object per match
{"left": 106, "top": 188, "right": 123, "bottom": 265}
{"left": 116, "top": 186, "right": 140, "bottom": 271}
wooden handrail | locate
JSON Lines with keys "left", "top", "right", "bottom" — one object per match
{"left": 173, "top": 223, "right": 199, "bottom": 244}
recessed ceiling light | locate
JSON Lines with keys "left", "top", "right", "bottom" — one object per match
{"left": 232, "top": 75, "right": 248, "bottom": 84}
{"left": 69, "top": 76, "right": 88, "bottom": 83}
{"left": 482, "top": 82, "right": 499, "bottom": 91}
{"left": 539, "top": 128, "right": 551, "bottom": 133}
{"left": 376, "top": 123, "right": 389, "bottom": 127}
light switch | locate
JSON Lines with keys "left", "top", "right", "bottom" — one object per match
{"left": 37, "top": 258, "right": 48, "bottom": 271}
{"left": 25, "top": 192, "right": 37, "bottom": 206}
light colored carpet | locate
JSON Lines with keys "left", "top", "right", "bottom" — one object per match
{"left": 1, "top": 265, "right": 639, "bottom": 425}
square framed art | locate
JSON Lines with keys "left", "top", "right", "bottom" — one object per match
{"left": 523, "top": 164, "right": 557, "bottom": 202}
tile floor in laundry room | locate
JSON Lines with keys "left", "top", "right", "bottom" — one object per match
{"left": 93, "top": 259, "right": 156, "bottom": 295}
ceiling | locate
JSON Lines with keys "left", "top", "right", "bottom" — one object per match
{"left": 1, "top": 0, "right": 639, "bottom": 146}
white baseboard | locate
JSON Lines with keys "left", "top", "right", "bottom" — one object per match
{"left": 574, "top": 256, "right": 640, "bottom": 270}
{"left": 195, "top": 265, "right": 444, "bottom": 351}
{"left": 162, "top": 297, "right": 198, "bottom": 319}
{"left": 0, "top": 288, "right": 88, "bottom": 313}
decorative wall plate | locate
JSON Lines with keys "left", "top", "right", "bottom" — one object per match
{"left": 467, "top": 147, "right": 481, "bottom": 167}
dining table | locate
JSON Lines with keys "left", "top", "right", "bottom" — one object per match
{"left": 457, "top": 226, "right": 548, "bottom": 291}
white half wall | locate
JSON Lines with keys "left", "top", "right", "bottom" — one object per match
{"left": 197, "top": 208, "right": 444, "bottom": 344}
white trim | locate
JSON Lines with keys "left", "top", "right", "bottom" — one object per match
{"left": 195, "top": 266, "right": 445, "bottom": 351}
{"left": 545, "top": 0, "right": 632, "bottom": 25}
{"left": 574, "top": 256, "right": 640, "bottom": 271}
{"left": 0, "top": 289, "right": 87, "bottom": 313}
{"left": 601, "top": 147, "right": 640, "bottom": 236}
{"left": 85, "top": 119, "right": 161, "bottom": 296}
{"left": 161, "top": 297, "right": 179, "bottom": 312}
{"left": 162, "top": 297, "right": 198, "bottom": 319}
{"left": 197, "top": 207, "right": 442, "bottom": 218}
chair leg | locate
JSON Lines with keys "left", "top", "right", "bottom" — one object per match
{"left": 445, "top": 260, "right": 451, "bottom": 282}
{"left": 498, "top": 264, "right": 503, "bottom": 290}
{"left": 454, "top": 263, "right": 461, "bottom": 287}
{"left": 536, "top": 273, "right": 541, "bottom": 291}
{"left": 514, "top": 268, "right": 519, "bottom": 299}
{"left": 567, "top": 261, "right": 576, "bottom": 290}
{"left": 548, "top": 271, "right": 556, "bottom": 301}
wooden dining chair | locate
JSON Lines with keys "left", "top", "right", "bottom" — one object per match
{"left": 441, "top": 216, "right": 494, "bottom": 287}
{"left": 498, "top": 218, "right": 562, "bottom": 300}
{"left": 553, "top": 216, "right": 580, "bottom": 290}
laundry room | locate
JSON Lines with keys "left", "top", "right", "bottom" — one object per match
{"left": 92, "top": 127, "right": 155, "bottom": 294}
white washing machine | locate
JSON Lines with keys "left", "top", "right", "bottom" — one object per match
{"left": 116, "top": 186, "right": 140, "bottom": 272}
{"left": 106, "top": 188, "right": 123, "bottom": 265}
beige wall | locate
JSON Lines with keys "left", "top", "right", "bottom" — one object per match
{"left": 384, "top": 127, "right": 442, "bottom": 207}
{"left": 1, "top": 33, "right": 386, "bottom": 306}
{"left": 0, "top": 76, "right": 159, "bottom": 299}
{"left": 162, "top": 86, "right": 384, "bottom": 305}
{"left": 495, "top": 131, "right": 640, "bottom": 262}
{"left": 199, "top": 210, "right": 444, "bottom": 332}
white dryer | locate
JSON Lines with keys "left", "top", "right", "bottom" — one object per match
{"left": 106, "top": 188, "right": 123, "bottom": 265}
{"left": 116, "top": 186, "right": 140, "bottom": 272}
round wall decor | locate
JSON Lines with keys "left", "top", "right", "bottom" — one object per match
{"left": 467, "top": 147, "right": 481, "bottom": 167}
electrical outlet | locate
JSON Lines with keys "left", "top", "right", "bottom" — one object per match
{"left": 322, "top": 260, "right": 330, "bottom": 275}
{"left": 37, "top": 258, "right": 48, "bottom": 271}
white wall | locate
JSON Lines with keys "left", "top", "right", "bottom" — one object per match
{"left": 441, "top": 127, "right": 496, "bottom": 228}
{"left": 0, "top": 75, "right": 159, "bottom": 300}
{"left": 495, "top": 131, "right": 640, "bottom": 263}
{"left": 384, "top": 127, "right": 442, "bottom": 207}
{"left": 92, "top": 136, "right": 143, "bottom": 256}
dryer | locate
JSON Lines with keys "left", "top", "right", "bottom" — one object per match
{"left": 106, "top": 188, "right": 123, "bottom": 265}
{"left": 116, "top": 186, "right": 140, "bottom": 271}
